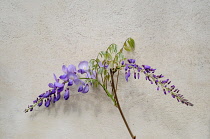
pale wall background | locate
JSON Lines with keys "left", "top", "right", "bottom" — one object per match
{"left": 0, "top": 0, "right": 209, "bottom": 139}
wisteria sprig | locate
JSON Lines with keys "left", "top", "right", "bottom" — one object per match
{"left": 25, "top": 38, "right": 193, "bottom": 139}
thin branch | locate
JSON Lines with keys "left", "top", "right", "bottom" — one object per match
{"left": 110, "top": 69, "right": 136, "bottom": 139}
{"left": 115, "top": 70, "right": 120, "bottom": 91}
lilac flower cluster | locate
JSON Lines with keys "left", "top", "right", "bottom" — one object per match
{"left": 122, "top": 59, "right": 193, "bottom": 106}
{"left": 25, "top": 61, "right": 95, "bottom": 113}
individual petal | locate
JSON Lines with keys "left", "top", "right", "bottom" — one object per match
{"left": 50, "top": 89, "right": 56, "bottom": 95}
{"left": 33, "top": 99, "right": 37, "bottom": 104}
{"left": 148, "top": 76, "right": 151, "bottom": 81}
{"left": 163, "top": 89, "right": 166, "bottom": 95}
{"left": 74, "top": 78, "right": 82, "bottom": 85}
{"left": 43, "top": 91, "right": 50, "bottom": 98}
{"left": 125, "top": 70, "right": 131, "bottom": 82}
{"left": 104, "top": 64, "right": 109, "bottom": 69}
{"left": 64, "top": 89, "right": 70, "bottom": 100}
{"left": 137, "top": 72, "right": 140, "bottom": 79}
{"left": 78, "top": 85, "right": 83, "bottom": 92}
{"left": 142, "top": 65, "right": 151, "bottom": 70}
{"left": 38, "top": 100, "right": 43, "bottom": 107}
{"left": 82, "top": 84, "right": 89, "bottom": 93}
{"left": 57, "top": 87, "right": 64, "bottom": 93}
{"left": 127, "top": 59, "right": 135, "bottom": 64}
{"left": 68, "top": 64, "right": 76, "bottom": 73}
{"left": 53, "top": 73, "right": 59, "bottom": 82}
{"left": 157, "top": 86, "right": 160, "bottom": 91}
{"left": 78, "top": 61, "right": 89, "bottom": 70}
{"left": 174, "top": 89, "right": 178, "bottom": 92}
{"left": 155, "top": 80, "right": 159, "bottom": 85}
{"left": 78, "top": 69, "right": 86, "bottom": 74}
{"left": 150, "top": 68, "right": 156, "bottom": 73}
{"left": 125, "top": 64, "right": 129, "bottom": 71}
{"left": 171, "top": 85, "right": 175, "bottom": 89}
{"left": 121, "top": 61, "right": 125, "bottom": 65}
{"left": 49, "top": 96, "right": 52, "bottom": 102}
{"left": 161, "top": 79, "right": 169, "bottom": 84}
{"left": 54, "top": 82, "right": 64, "bottom": 88}
{"left": 171, "top": 94, "right": 175, "bottom": 98}
{"left": 68, "top": 79, "right": 73, "bottom": 86}
{"left": 59, "top": 74, "right": 67, "bottom": 80}
{"left": 53, "top": 94, "right": 56, "bottom": 103}
{"left": 127, "top": 59, "right": 133, "bottom": 63}
{"left": 68, "top": 72, "right": 78, "bottom": 80}
{"left": 157, "top": 74, "right": 164, "bottom": 78}
{"left": 62, "top": 65, "right": 68, "bottom": 73}
{"left": 45, "top": 99, "right": 50, "bottom": 107}
{"left": 127, "top": 70, "right": 131, "bottom": 78}
{"left": 29, "top": 105, "right": 33, "bottom": 111}
{"left": 38, "top": 93, "right": 45, "bottom": 98}
{"left": 134, "top": 72, "right": 136, "bottom": 79}
{"left": 56, "top": 92, "right": 61, "bottom": 101}
{"left": 48, "top": 83, "right": 54, "bottom": 88}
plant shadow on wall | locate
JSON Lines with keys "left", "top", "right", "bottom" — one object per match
{"left": 26, "top": 38, "right": 193, "bottom": 139}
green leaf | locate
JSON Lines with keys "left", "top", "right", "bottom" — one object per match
{"left": 106, "top": 52, "right": 112, "bottom": 60}
{"left": 99, "top": 53, "right": 103, "bottom": 58}
{"left": 109, "top": 61, "right": 114, "bottom": 68}
{"left": 96, "top": 58, "right": 100, "bottom": 63}
{"left": 103, "top": 69, "right": 107, "bottom": 76}
{"left": 98, "top": 67, "right": 104, "bottom": 74}
{"left": 106, "top": 74, "right": 110, "bottom": 81}
{"left": 114, "top": 55, "right": 118, "bottom": 62}
{"left": 123, "top": 38, "right": 135, "bottom": 52}
{"left": 119, "top": 52, "right": 124, "bottom": 60}
{"left": 108, "top": 44, "right": 117, "bottom": 54}
{"left": 101, "top": 51, "right": 106, "bottom": 56}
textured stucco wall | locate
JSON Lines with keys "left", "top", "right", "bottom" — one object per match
{"left": 0, "top": 0, "right": 210, "bottom": 139}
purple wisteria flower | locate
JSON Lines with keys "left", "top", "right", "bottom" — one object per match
{"left": 64, "top": 89, "right": 70, "bottom": 100}
{"left": 25, "top": 62, "right": 94, "bottom": 112}
{"left": 78, "top": 61, "right": 89, "bottom": 74}
{"left": 78, "top": 61, "right": 96, "bottom": 79}
{"left": 125, "top": 70, "right": 131, "bottom": 82}
{"left": 123, "top": 58, "right": 193, "bottom": 106}
{"left": 82, "top": 84, "right": 89, "bottom": 93}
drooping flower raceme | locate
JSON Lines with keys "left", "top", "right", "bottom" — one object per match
{"left": 25, "top": 61, "right": 93, "bottom": 112}
{"left": 123, "top": 59, "right": 193, "bottom": 106}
